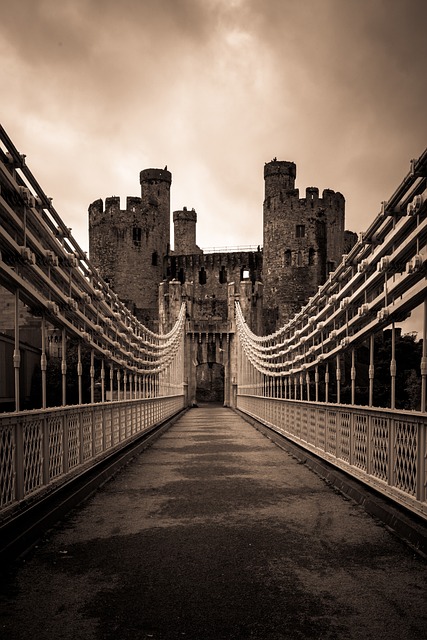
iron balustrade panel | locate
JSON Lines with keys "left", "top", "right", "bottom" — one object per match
{"left": 326, "top": 411, "right": 337, "bottom": 456}
{"left": 67, "top": 412, "right": 81, "bottom": 471}
{"left": 104, "top": 407, "right": 113, "bottom": 449}
{"left": 48, "top": 414, "right": 64, "bottom": 480}
{"left": 94, "top": 408, "right": 104, "bottom": 455}
{"left": 82, "top": 411, "right": 93, "bottom": 462}
{"left": 125, "top": 405, "right": 132, "bottom": 439}
{"left": 237, "top": 395, "right": 427, "bottom": 519}
{"left": 22, "top": 416, "right": 44, "bottom": 497}
{"left": 353, "top": 413, "right": 368, "bottom": 472}
{"left": 371, "top": 415, "right": 389, "bottom": 483}
{"left": 394, "top": 418, "right": 418, "bottom": 496}
{"left": 0, "top": 395, "right": 184, "bottom": 515}
{"left": 338, "top": 411, "right": 351, "bottom": 464}
{"left": 301, "top": 406, "right": 309, "bottom": 442}
{"left": 308, "top": 407, "right": 317, "bottom": 446}
{"left": 113, "top": 407, "right": 120, "bottom": 445}
{"left": 317, "top": 408, "right": 326, "bottom": 450}
{"left": 0, "top": 421, "right": 15, "bottom": 507}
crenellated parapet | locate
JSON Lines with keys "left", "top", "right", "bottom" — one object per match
{"left": 263, "top": 159, "right": 346, "bottom": 332}
{"left": 88, "top": 170, "right": 172, "bottom": 329}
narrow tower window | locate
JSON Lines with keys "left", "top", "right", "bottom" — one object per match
{"left": 219, "top": 265, "right": 227, "bottom": 284}
{"left": 284, "top": 249, "right": 291, "bottom": 266}
{"left": 133, "top": 227, "right": 142, "bottom": 245}
{"left": 308, "top": 248, "right": 315, "bottom": 265}
{"left": 241, "top": 267, "right": 250, "bottom": 280}
{"left": 152, "top": 251, "right": 158, "bottom": 266}
{"left": 296, "top": 251, "right": 303, "bottom": 266}
{"left": 296, "top": 224, "right": 305, "bottom": 238}
{"left": 178, "top": 268, "right": 185, "bottom": 284}
{"left": 199, "top": 267, "right": 207, "bottom": 285}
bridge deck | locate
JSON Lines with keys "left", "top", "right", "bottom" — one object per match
{"left": 2, "top": 407, "right": 427, "bottom": 640}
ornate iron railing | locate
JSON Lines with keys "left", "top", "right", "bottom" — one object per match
{"left": 235, "top": 146, "right": 427, "bottom": 520}
{"left": 0, "top": 394, "right": 184, "bottom": 511}
{"left": 237, "top": 395, "right": 427, "bottom": 519}
{"left": 0, "top": 126, "right": 187, "bottom": 517}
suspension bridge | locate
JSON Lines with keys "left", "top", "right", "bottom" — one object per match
{"left": 1, "top": 125, "right": 427, "bottom": 639}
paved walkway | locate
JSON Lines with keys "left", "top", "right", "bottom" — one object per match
{"left": 1, "top": 407, "right": 427, "bottom": 640}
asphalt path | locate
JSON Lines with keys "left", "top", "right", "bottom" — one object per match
{"left": 1, "top": 406, "right": 426, "bottom": 639}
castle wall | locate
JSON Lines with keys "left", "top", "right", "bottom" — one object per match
{"left": 88, "top": 168, "right": 171, "bottom": 328}
{"left": 87, "top": 159, "right": 352, "bottom": 404}
{"left": 262, "top": 160, "right": 345, "bottom": 333}
{"left": 163, "top": 250, "right": 263, "bottom": 332}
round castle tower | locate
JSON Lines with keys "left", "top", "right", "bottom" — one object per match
{"left": 173, "top": 207, "right": 202, "bottom": 254}
{"left": 88, "top": 168, "right": 172, "bottom": 328}
{"left": 262, "top": 159, "right": 345, "bottom": 333}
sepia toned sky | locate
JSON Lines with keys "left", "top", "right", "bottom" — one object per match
{"left": 1, "top": 0, "right": 426, "bottom": 248}
{"left": 1, "top": 0, "right": 426, "bottom": 251}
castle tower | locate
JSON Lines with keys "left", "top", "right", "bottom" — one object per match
{"left": 88, "top": 168, "right": 172, "bottom": 328}
{"left": 262, "top": 159, "right": 345, "bottom": 333}
{"left": 173, "top": 207, "right": 202, "bottom": 254}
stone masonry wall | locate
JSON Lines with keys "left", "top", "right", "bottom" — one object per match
{"left": 262, "top": 160, "right": 345, "bottom": 333}
{"left": 88, "top": 168, "right": 171, "bottom": 328}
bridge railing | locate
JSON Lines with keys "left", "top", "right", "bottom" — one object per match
{"left": 237, "top": 394, "right": 426, "bottom": 519}
{"left": 236, "top": 146, "right": 427, "bottom": 520}
{"left": 0, "top": 394, "right": 184, "bottom": 511}
{"left": 0, "top": 127, "right": 187, "bottom": 516}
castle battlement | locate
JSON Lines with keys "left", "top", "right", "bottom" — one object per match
{"left": 88, "top": 160, "right": 353, "bottom": 334}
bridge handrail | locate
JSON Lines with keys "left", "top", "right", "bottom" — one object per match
{"left": 0, "top": 394, "right": 185, "bottom": 514}
{"left": 0, "top": 124, "right": 186, "bottom": 366}
{"left": 237, "top": 394, "right": 427, "bottom": 520}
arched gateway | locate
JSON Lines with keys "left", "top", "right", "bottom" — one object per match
{"left": 195, "top": 362, "right": 225, "bottom": 404}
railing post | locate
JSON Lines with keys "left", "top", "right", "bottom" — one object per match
{"left": 315, "top": 366, "right": 319, "bottom": 402}
{"left": 117, "top": 369, "right": 121, "bottom": 401}
{"left": 388, "top": 416, "right": 395, "bottom": 488}
{"left": 13, "top": 290, "right": 21, "bottom": 412}
{"left": 41, "top": 315, "right": 47, "bottom": 409}
{"left": 369, "top": 334, "right": 374, "bottom": 408}
{"left": 123, "top": 370, "right": 127, "bottom": 401}
{"left": 101, "top": 359, "right": 105, "bottom": 403}
{"left": 336, "top": 355, "right": 341, "bottom": 405}
{"left": 351, "top": 348, "right": 356, "bottom": 406}
{"left": 421, "top": 299, "right": 427, "bottom": 412}
{"left": 390, "top": 323, "right": 396, "bottom": 410}
{"left": 325, "top": 364, "right": 329, "bottom": 403}
{"left": 90, "top": 349, "right": 95, "bottom": 404}
{"left": 77, "top": 342, "right": 83, "bottom": 405}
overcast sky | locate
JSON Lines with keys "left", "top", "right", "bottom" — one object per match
{"left": 1, "top": 0, "right": 426, "bottom": 328}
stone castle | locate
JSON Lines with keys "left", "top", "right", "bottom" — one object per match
{"left": 89, "top": 160, "right": 356, "bottom": 403}
{"left": 89, "top": 159, "right": 355, "bottom": 332}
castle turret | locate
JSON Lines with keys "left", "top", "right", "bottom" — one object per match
{"left": 173, "top": 207, "right": 202, "bottom": 254}
{"left": 88, "top": 168, "right": 172, "bottom": 329}
{"left": 262, "top": 159, "right": 345, "bottom": 333}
